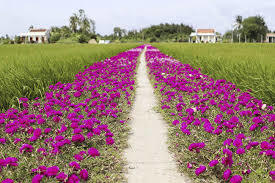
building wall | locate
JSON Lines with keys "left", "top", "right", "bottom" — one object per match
{"left": 195, "top": 35, "right": 216, "bottom": 43}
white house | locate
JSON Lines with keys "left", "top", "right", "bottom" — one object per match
{"left": 189, "top": 29, "right": 217, "bottom": 43}
{"left": 265, "top": 33, "right": 275, "bottom": 43}
{"left": 99, "top": 40, "right": 110, "bottom": 44}
{"left": 20, "top": 29, "right": 50, "bottom": 43}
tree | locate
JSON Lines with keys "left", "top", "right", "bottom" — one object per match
{"left": 234, "top": 15, "right": 243, "bottom": 43}
{"left": 69, "top": 14, "right": 78, "bottom": 33}
{"left": 241, "top": 15, "right": 268, "bottom": 42}
{"left": 69, "top": 9, "right": 96, "bottom": 35}
{"left": 14, "top": 36, "right": 22, "bottom": 44}
{"left": 29, "top": 25, "right": 34, "bottom": 31}
{"left": 113, "top": 27, "right": 122, "bottom": 39}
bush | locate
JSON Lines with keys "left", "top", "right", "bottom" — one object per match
{"left": 78, "top": 34, "right": 89, "bottom": 43}
{"left": 49, "top": 33, "right": 61, "bottom": 43}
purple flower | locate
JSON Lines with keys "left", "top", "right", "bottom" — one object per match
{"left": 32, "top": 174, "right": 43, "bottom": 183}
{"left": 80, "top": 169, "right": 89, "bottom": 180}
{"left": 56, "top": 172, "right": 67, "bottom": 181}
{"left": 223, "top": 169, "right": 231, "bottom": 180}
{"left": 195, "top": 165, "right": 206, "bottom": 176}
{"left": 106, "top": 137, "right": 114, "bottom": 145}
{"left": 0, "top": 138, "right": 6, "bottom": 144}
{"left": 87, "top": 147, "right": 100, "bottom": 157}
{"left": 46, "top": 166, "right": 59, "bottom": 177}
{"left": 71, "top": 134, "right": 85, "bottom": 143}
{"left": 19, "top": 144, "right": 34, "bottom": 153}
{"left": 236, "top": 148, "right": 245, "bottom": 155}
{"left": 209, "top": 160, "right": 219, "bottom": 167}
{"left": 74, "top": 154, "right": 83, "bottom": 161}
{"left": 233, "top": 138, "right": 243, "bottom": 148}
{"left": 67, "top": 174, "right": 80, "bottom": 183}
{"left": 1, "top": 179, "right": 14, "bottom": 183}
{"left": 230, "top": 175, "right": 242, "bottom": 183}
{"left": 69, "top": 161, "right": 81, "bottom": 170}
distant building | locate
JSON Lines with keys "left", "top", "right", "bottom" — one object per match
{"left": 20, "top": 29, "right": 50, "bottom": 43}
{"left": 189, "top": 29, "right": 217, "bottom": 43}
{"left": 88, "top": 39, "right": 97, "bottom": 44}
{"left": 265, "top": 33, "right": 275, "bottom": 43}
{"left": 99, "top": 40, "right": 110, "bottom": 44}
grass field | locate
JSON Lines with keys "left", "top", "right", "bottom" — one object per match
{"left": 0, "top": 43, "right": 139, "bottom": 111}
{"left": 152, "top": 43, "right": 275, "bottom": 105}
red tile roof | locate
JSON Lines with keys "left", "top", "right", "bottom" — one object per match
{"left": 197, "top": 29, "right": 215, "bottom": 33}
{"left": 29, "top": 29, "right": 47, "bottom": 32}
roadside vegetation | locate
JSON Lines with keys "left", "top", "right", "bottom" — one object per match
{"left": 153, "top": 43, "right": 275, "bottom": 106}
{"left": 0, "top": 43, "right": 139, "bottom": 111}
{"left": 146, "top": 45, "right": 274, "bottom": 183}
{"left": 0, "top": 46, "right": 143, "bottom": 182}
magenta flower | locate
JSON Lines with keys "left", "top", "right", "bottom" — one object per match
{"left": 0, "top": 138, "right": 6, "bottom": 144}
{"left": 209, "top": 160, "right": 219, "bottom": 167}
{"left": 73, "top": 91, "right": 82, "bottom": 98}
{"left": 223, "top": 169, "right": 231, "bottom": 180}
{"left": 106, "top": 137, "right": 114, "bottom": 145}
{"left": 69, "top": 161, "right": 81, "bottom": 170}
{"left": 1, "top": 179, "right": 14, "bottom": 183}
{"left": 74, "top": 154, "right": 83, "bottom": 161}
{"left": 5, "top": 157, "right": 18, "bottom": 167}
{"left": 236, "top": 148, "right": 245, "bottom": 155}
{"left": 32, "top": 174, "right": 43, "bottom": 183}
{"left": 195, "top": 165, "right": 206, "bottom": 176}
{"left": 233, "top": 138, "right": 243, "bottom": 148}
{"left": 87, "top": 147, "right": 100, "bottom": 157}
{"left": 187, "top": 162, "right": 192, "bottom": 169}
{"left": 56, "top": 172, "right": 67, "bottom": 181}
{"left": 67, "top": 174, "right": 80, "bottom": 183}
{"left": 230, "top": 175, "right": 242, "bottom": 183}
{"left": 19, "top": 144, "right": 34, "bottom": 153}
{"left": 71, "top": 134, "right": 85, "bottom": 143}
{"left": 45, "top": 166, "right": 59, "bottom": 177}
{"left": 80, "top": 169, "right": 89, "bottom": 180}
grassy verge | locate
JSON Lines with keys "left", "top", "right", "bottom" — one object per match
{"left": 152, "top": 43, "right": 275, "bottom": 106}
{"left": 0, "top": 46, "right": 143, "bottom": 182}
{"left": 146, "top": 46, "right": 274, "bottom": 183}
{"left": 0, "top": 43, "right": 140, "bottom": 111}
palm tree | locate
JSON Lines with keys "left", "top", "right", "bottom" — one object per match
{"left": 69, "top": 14, "right": 78, "bottom": 33}
{"left": 235, "top": 15, "right": 243, "bottom": 43}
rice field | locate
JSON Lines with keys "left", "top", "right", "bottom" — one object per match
{"left": 152, "top": 43, "right": 275, "bottom": 105}
{"left": 0, "top": 44, "right": 139, "bottom": 111}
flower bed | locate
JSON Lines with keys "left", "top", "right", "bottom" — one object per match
{"left": 145, "top": 46, "right": 274, "bottom": 183}
{"left": 0, "top": 46, "right": 143, "bottom": 183}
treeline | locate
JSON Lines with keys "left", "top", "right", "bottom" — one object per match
{"left": 49, "top": 9, "right": 97, "bottom": 43}
{"left": 102, "top": 23, "right": 194, "bottom": 42}
{"left": 1, "top": 9, "right": 275, "bottom": 44}
{"left": 223, "top": 15, "right": 274, "bottom": 43}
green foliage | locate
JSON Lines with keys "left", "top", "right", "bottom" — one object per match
{"left": 49, "top": 33, "right": 61, "bottom": 43}
{"left": 0, "top": 43, "right": 140, "bottom": 111}
{"left": 77, "top": 34, "right": 89, "bottom": 43}
{"left": 153, "top": 43, "right": 275, "bottom": 105}
{"left": 241, "top": 16, "right": 268, "bottom": 42}
{"left": 14, "top": 36, "right": 22, "bottom": 44}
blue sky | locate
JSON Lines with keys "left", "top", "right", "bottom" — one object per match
{"left": 1, "top": 0, "right": 275, "bottom": 36}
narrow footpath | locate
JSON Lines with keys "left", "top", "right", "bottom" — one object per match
{"left": 124, "top": 48, "right": 192, "bottom": 183}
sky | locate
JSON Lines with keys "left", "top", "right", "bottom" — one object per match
{"left": 1, "top": 0, "right": 275, "bottom": 37}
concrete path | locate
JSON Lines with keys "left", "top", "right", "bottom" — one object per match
{"left": 124, "top": 48, "right": 192, "bottom": 183}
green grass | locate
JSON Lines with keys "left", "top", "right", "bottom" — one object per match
{"left": 152, "top": 43, "right": 275, "bottom": 105}
{"left": 0, "top": 43, "right": 139, "bottom": 111}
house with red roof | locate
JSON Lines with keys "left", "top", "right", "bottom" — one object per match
{"left": 189, "top": 29, "right": 217, "bottom": 43}
{"left": 20, "top": 28, "right": 50, "bottom": 43}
